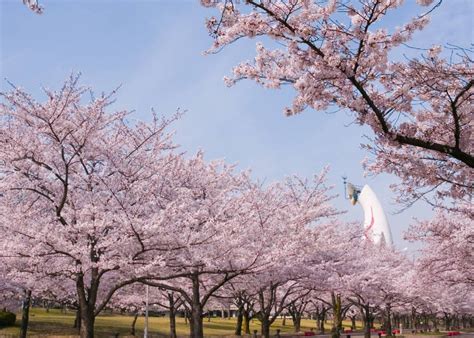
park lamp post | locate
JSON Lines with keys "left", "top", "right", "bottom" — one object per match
{"left": 144, "top": 285, "right": 149, "bottom": 338}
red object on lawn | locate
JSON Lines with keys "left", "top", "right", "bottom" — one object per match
{"left": 304, "top": 332, "right": 316, "bottom": 336}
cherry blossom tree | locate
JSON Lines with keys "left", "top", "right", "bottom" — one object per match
{"left": 211, "top": 280, "right": 257, "bottom": 335}
{"left": 141, "top": 167, "right": 340, "bottom": 338}
{"left": 226, "top": 270, "right": 313, "bottom": 338}
{"left": 216, "top": 182, "right": 344, "bottom": 338}
{"left": 135, "top": 156, "right": 262, "bottom": 338}
{"left": 201, "top": 4, "right": 472, "bottom": 326}
{"left": 308, "top": 299, "right": 330, "bottom": 333}
{"left": 239, "top": 170, "right": 339, "bottom": 338}
{"left": 343, "top": 244, "right": 410, "bottom": 338}
{"left": 0, "top": 74, "right": 342, "bottom": 338}
{"left": 233, "top": 290, "right": 256, "bottom": 335}
{"left": 0, "top": 75, "right": 269, "bottom": 338}
{"left": 287, "top": 291, "right": 312, "bottom": 332}
{"left": 0, "top": 75, "right": 192, "bottom": 338}
{"left": 403, "top": 267, "right": 474, "bottom": 332}
{"left": 21, "top": 0, "right": 43, "bottom": 13}
{"left": 304, "top": 221, "right": 363, "bottom": 338}
{"left": 0, "top": 255, "right": 77, "bottom": 336}
{"left": 202, "top": 0, "right": 473, "bottom": 209}
{"left": 0, "top": 280, "right": 20, "bottom": 312}
{"left": 107, "top": 285, "right": 148, "bottom": 336}
{"left": 158, "top": 291, "right": 186, "bottom": 338}
{"left": 405, "top": 208, "right": 473, "bottom": 287}
{"left": 109, "top": 284, "right": 186, "bottom": 337}
{"left": 255, "top": 277, "right": 311, "bottom": 337}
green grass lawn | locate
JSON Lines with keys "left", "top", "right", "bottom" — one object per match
{"left": 0, "top": 308, "right": 361, "bottom": 337}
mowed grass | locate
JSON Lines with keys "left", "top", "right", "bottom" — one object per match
{"left": 0, "top": 308, "right": 361, "bottom": 337}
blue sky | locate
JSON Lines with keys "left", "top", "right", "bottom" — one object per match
{"left": 1, "top": 0, "right": 472, "bottom": 250}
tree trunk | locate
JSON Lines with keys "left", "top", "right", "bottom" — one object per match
{"left": 290, "top": 310, "right": 302, "bottom": 333}
{"left": 351, "top": 316, "right": 357, "bottom": 330}
{"left": 188, "top": 310, "right": 193, "bottom": 332}
{"left": 77, "top": 272, "right": 99, "bottom": 338}
{"left": 19, "top": 290, "right": 31, "bottom": 338}
{"left": 235, "top": 305, "right": 244, "bottom": 335}
{"left": 386, "top": 304, "right": 392, "bottom": 337}
{"left": 331, "top": 292, "right": 342, "bottom": 338}
{"left": 282, "top": 314, "right": 286, "bottom": 326}
{"left": 261, "top": 317, "right": 271, "bottom": 338}
{"left": 74, "top": 307, "right": 82, "bottom": 331}
{"left": 445, "top": 313, "right": 451, "bottom": 331}
{"left": 243, "top": 310, "right": 251, "bottom": 334}
{"left": 319, "top": 308, "right": 326, "bottom": 334}
{"left": 393, "top": 314, "right": 399, "bottom": 329}
{"left": 80, "top": 307, "right": 95, "bottom": 338}
{"left": 294, "top": 314, "right": 301, "bottom": 332}
{"left": 362, "top": 305, "right": 372, "bottom": 338}
{"left": 130, "top": 311, "right": 139, "bottom": 336}
{"left": 412, "top": 307, "right": 417, "bottom": 332}
{"left": 168, "top": 293, "right": 177, "bottom": 338}
{"left": 190, "top": 274, "right": 204, "bottom": 338}
{"left": 191, "top": 305, "right": 203, "bottom": 338}
{"left": 364, "top": 319, "right": 371, "bottom": 338}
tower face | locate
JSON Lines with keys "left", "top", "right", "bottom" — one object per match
{"left": 357, "top": 185, "right": 393, "bottom": 245}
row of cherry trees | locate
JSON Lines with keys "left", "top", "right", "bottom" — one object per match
{"left": 2, "top": 208, "right": 471, "bottom": 338}
{"left": 117, "top": 245, "right": 472, "bottom": 338}
{"left": 0, "top": 75, "right": 342, "bottom": 338}
{"left": 98, "top": 230, "right": 473, "bottom": 338}
{"left": 2, "top": 76, "right": 469, "bottom": 338}
{"left": 199, "top": 0, "right": 473, "bottom": 319}
{"left": 0, "top": 77, "right": 471, "bottom": 337}
{"left": 5, "top": 0, "right": 473, "bottom": 337}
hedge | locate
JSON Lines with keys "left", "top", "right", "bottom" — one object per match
{"left": 0, "top": 311, "right": 16, "bottom": 327}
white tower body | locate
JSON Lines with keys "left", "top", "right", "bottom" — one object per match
{"left": 357, "top": 185, "right": 393, "bottom": 245}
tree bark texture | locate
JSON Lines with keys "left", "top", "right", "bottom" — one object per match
{"left": 19, "top": 290, "right": 31, "bottom": 338}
